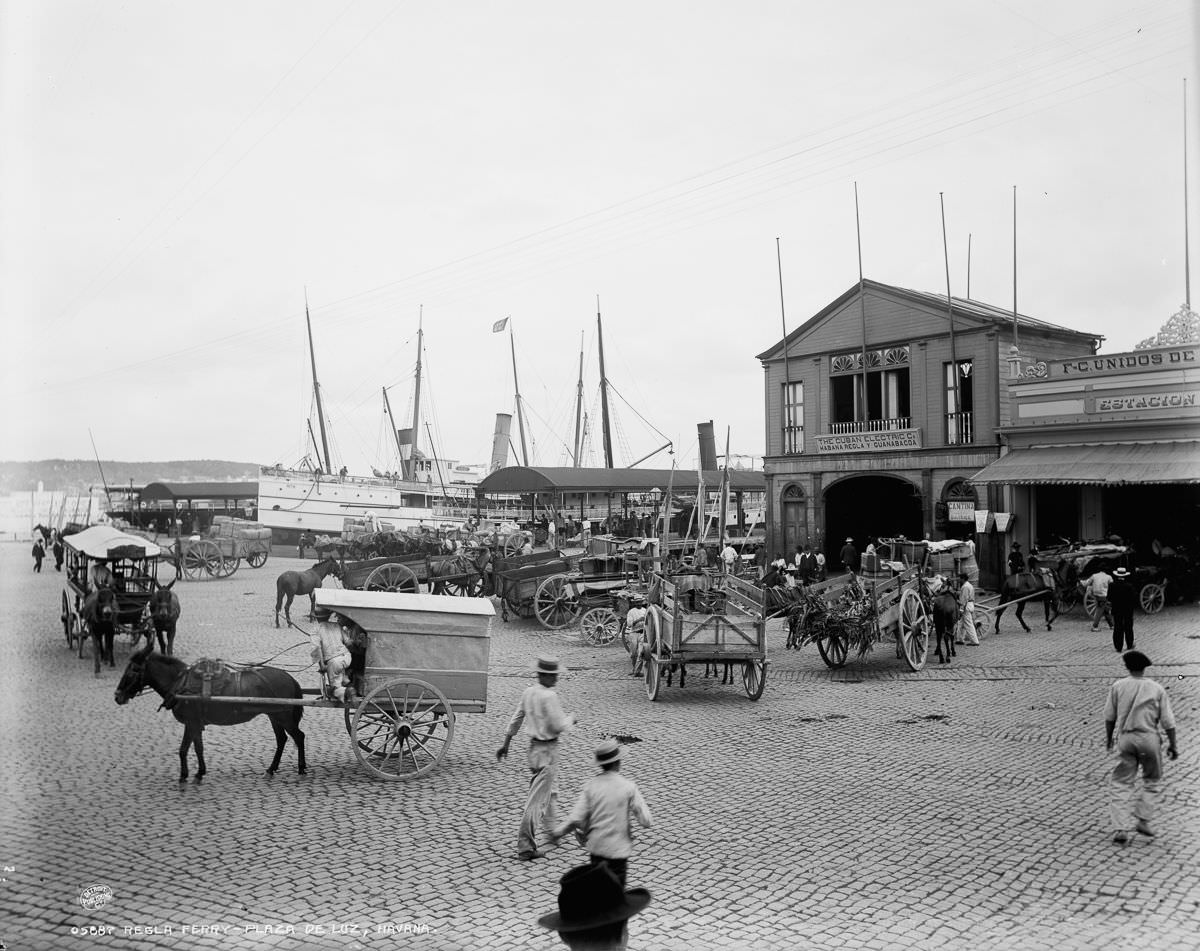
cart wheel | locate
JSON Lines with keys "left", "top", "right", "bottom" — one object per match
{"left": 503, "top": 532, "right": 526, "bottom": 556}
{"left": 350, "top": 678, "right": 455, "bottom": 781}
{"left": 443, "top": 573, "right": 485, "bottom": 598}
{"left": 1083, "top": 589, "right": 1098, "bottom": 620}
{"left": 645, "top": 655, "right": 662, "bottom": 701}
{"left": 534, "top": 575, "right": 582, "bottom": 630}
{"left": 219, "top": 555, "right": 240, "bottom": 578}
{"left": 580, "top": 607, "right": 620, "bottom": 646}
{"left": 1139, "top": 582, "right": 1166, "bottom": 614}
{"left": 62, "top": 591, "right": 76, "bottom": 648}
{"left": 246, "top": 549, "right": 268, "bottom": 569}
{"left": 742, "top": 660, "right": 766, "bottom": 700}
{"left": 364, "top": 563, "right": 420, "bottom": 593}
{"left": 815, "top": 620, "right": 848, "bottom": 669}
{"left": 181, "top": 547, "right": 205, "bottom": 581}
{"left": 899, "top": 588, "right": 930, "bottom": 671}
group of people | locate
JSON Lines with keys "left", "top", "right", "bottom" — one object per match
{"left": 498, "top": 655, "right": 654, "bottom": 947}
{"left": 31, "top": 529, "right": 65, "bottom": 573}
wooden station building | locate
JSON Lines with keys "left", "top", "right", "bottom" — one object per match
{"left": 757, "top": 279, "right": 1100, "bottom": 588}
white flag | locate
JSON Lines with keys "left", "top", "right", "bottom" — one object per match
{"left": 492, "top": 317, "right": 509, "bottom": 333}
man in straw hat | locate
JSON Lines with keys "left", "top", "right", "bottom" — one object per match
{"left": 550, "top": 739, "right": 653, "bottom": 887}
{"left": 497, "top": 655, "right": 576, "bottom": 860}
{"left": 1104, "top": 650, "right": 1179, "bottom": 844}
{"left": 1108, "top": 566, "right": 1137, "bottom": 653}
{"left": 537, "top": 862, "right": 651, "bottom": 950}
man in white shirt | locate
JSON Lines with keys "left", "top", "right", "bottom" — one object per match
{"left": 1087, "top": 568, "right": 1115, "bottom": 632}
{"left": 955, "top": 572, "right": 979, "bottom": 646}
{"left": 1104, "top": 651, "right": 1179, "bottom": 843}
{"left": 721, "top": 542, "right": 738, "bottom": 574}
{"left": 497, "top": 656, "right": 576, "bottom": 860}
{"left": 550, "top": 739, "right": 652, "bottom": 887}
{"left": 546, "top": 518, "right": 557, "bottom": 549}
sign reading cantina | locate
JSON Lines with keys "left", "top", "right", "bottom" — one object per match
{"left": 814, "top": 429, "right": 923, "bottom": 454}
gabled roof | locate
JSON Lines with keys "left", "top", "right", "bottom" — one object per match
{"left": 476, "top": 466, "right": 765, "bottom": 495}
{"left": 140, "top": 481, "right": 259, "bottom": 502}
{"left": 756, "top": 279, "right": 1102, "bottom": 361}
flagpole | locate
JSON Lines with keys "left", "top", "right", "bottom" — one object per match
{"left": 1185, "top": 77, "right": 1192, "bottom": 310}
{"left": 940, "top": 193, "right": 961, "bottom": 428}
{"left": 854, "top": 183, "right": 869, "bottom": 423}
{"left": 508, "top": 320, "right": 530, "bottom": 466}
{"left": 776, "top": 237, "right": 794, "bottom": 451}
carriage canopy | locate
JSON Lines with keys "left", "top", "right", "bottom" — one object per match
{"left": 64, "top": 525, "right": 162, "bottom": 560}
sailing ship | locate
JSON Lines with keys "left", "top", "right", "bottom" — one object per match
{"left": 256, "top": 307, "right": 504, "bottom": 545}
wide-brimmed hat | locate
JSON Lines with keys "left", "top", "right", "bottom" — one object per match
{"left": 1113, "top": 567, "right": 1130, "bottom": 578}
{"left": 595, "top": 739, "right": 622, "bottom": 766}
{"left": 537, "top": 864, "right": 652, "bottom": 933}
{"left": 1123, "top": 650, "right": 1151, "bottom": 671}
{"left": 845, "top": 537, "right": 853, "bottom": 543}
{"left": 536, "top": 655, "right": 561, "bottom": 676}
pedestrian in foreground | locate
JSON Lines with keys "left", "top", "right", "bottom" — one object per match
{"left": 550, "top": 739, "right": 653, "bottom": 887}
{"left": 497, "top": 655, "right": 576, "bottom": 861}
{"left": 1087, "top": 565, "right": 1115, "bottom": 632}
{"left": 537, "top": 862, "right": 651, "bottom": 951}
{"left": 1104, "top": 651, "right": 1178, "bottom": 844}
{"left": 1108, "top": 566, "right": 1136, "bottom": 652}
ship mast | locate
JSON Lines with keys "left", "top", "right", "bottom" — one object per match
{"left": 597, "top": 297, "right": 614, "bottom": 469}
{"left": 306, "top": 293, "right": 332, "bottom": 473}
{"left": 408, "top": 309, "right": 424, "bottom": 480}
{"left": 382, "top": 386, "right": 404, "bottom": 464}
{"left": 509, "top": 322, "right": 530, "bottom": 466}
{"left": 572, "top": 331, "right": 585, "bottom": 466}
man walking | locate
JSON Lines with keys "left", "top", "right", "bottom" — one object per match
{"left": 497, "top": 655, "right": 576, "bottom": 861}
{"left": 32, "top": 537, "right": 45, "bottom": 573}
{"left": 1108, "top": 566, "right": 1136, "bottom": 652}
{"left": 839, "top": 537, "right": 859, "bottom": 574}
{"left": 1087, "top": 565, "right": 1115, "bottom": 632}
{"left": 550, "top": 739, "right": 653, "bottom": 887}
{"left": 52, "top": 534, "right": 65, "bottom": 571}
{"left": 1104, "top": 651, "right": 1178, "bottom": 844}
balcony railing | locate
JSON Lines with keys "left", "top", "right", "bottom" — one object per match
{"left": 945, "top": 411, "right": 974, "bottom": 445}
{"left": 828, "top": 416, "right": 911, "bottom": 435}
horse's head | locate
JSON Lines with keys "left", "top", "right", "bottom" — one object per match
{"left": 92, "top": 586, "right": 117, "bottom": 621}
{"left": 149, "top": 581, "right": 178, "bottom": 621}
{"left": 315, "top": 557, "right": 343, "bottom": 580}
{"left": 114, "top": 644, "right": 154, "bottom": 705}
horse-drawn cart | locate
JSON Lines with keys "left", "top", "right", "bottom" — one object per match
{"left": 119, "top": 590, "right": 493, "bottom": 782}
{"left": 338, "top": 550, "right": 489, "bottom": 596}
{"left": 532, "top": 536, "right": 656, "bottom": 632}
{"left": 492, "top": 550, "right": 573, "bottom": 622}
{"left": 788, "top": 539, "right": 934, "bottom": 671}
{"left": 635, "top": 572, "right": 768, "bottom": 701}
{"left": 61, "top": 526, "right": 161, "bottom": 667}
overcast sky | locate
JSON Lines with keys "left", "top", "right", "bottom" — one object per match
{"left": 3, "top": 1, "right": 1197, "bottom": 474}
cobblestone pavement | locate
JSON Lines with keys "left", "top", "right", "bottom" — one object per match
{"left": 1, "top": 543, "right": 1197, "bottom": 951}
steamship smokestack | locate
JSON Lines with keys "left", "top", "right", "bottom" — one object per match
{"left": 491, "top": 414, "right": 513, "bottom": 472}
{"left": 697, "top": 421, "right": 718, "bottom": 471}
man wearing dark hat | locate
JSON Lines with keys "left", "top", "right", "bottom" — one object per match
{"left": 1108, "top": 566, "right": 1137, "bottom": 652}
{"left": 550, "top": 739, "right": 653, "bottom": 887}
{"left": 1104, "top": 651, "right": 1179, "bottom": 844}
{"left": 839, "top": 537, "right": 858, "bottom": 573}
{"left": 538, "top": 862, "right": 651, "bottom": 950}
{"left": 497, "top": 655, "right": 576, "bottom": 860}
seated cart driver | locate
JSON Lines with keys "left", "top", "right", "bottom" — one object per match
{"left": 90, "top": 560, "right": 115, "bottom": 592}
{"left": 309, "top": 611, "right": 366, "bottom": 702}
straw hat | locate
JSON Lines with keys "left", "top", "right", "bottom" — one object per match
{"left": 536, "top": 655, "right": 562, "bottom": 676}
{"left": 594, "top": 739, "right": 622, "bottom": 766}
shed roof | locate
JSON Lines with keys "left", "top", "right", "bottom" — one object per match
{"left": 476, "top": 466, "right": 766, "bottom": 495}
{"left": 756, "top": 279, "right": 1102, "bottom": 361}
{"left": 969, "top": 441, "right": 1200, "bottom": 485}
{"left": 140, "top": 481, "right": 259, "bottom": 502}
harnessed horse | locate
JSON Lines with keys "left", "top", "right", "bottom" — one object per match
{"left": 274, "top": 558, "right": 342, "bottom": 627}
{"left": 81, "top": 587, "right": 118, "bottom": 676}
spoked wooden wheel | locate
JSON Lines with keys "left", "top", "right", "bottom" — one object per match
{"left": 246, "top": 549, "right": 269, "bottom": 568}
{"left": 1139, "top": 582, "right": 1166, "bottom": 614}
{"left": 645, "top": 654, "right": 662, "bottom": 701}
{"left": 181, "top": 547, "right": 206, "bottom": 580}
{"left": 742, "top": 660, "right": 766, "bottom": 700}
{"left": 580, "top": 607, "right": 620, "bottom": 646}
{"left": 643, "top": 609, "right": 662, "bottom": 700}
{"left": 534, "top": 574, "right": 581, "bottom": 629}
{"left": 899, "top": 588, "right": 930, "bottom": 671}
{"left": 815, "top": 618, "right": 848, "bottom": 669}
{"left": 62, "top": 591, "right": 78, "bottom": 648}
{"left": 218, "top": 555, "right": 240, "bottom": 578}
{"left": 442, "top": 570, "right": 484, "bottom": 597}
{"left": 350, "top": 678, "right": 455, "bottom": 781}
{"left": 364, "top": 563, "right": 420, "bottom": 593}
{"left": 1083, "top": 589, "right": 1098, "bottom": 620}
{"left": 503, "top": 532, "right": 526, "bottom": 556}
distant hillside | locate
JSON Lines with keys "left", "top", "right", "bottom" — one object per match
{"left": 0, "top": 460, "right": 260, "bottom": 494}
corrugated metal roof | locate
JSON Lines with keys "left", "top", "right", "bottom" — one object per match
{"left": 476, "top": 466, "right": 766, "bottom": 494}
{"left": 140, "top": 481, "right": 259, "bottom": 502}
{"left": 969, "top": 442, "right": 1200, "bottom": 485}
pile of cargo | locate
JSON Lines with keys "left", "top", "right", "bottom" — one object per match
{"left": 209, "top": 515, "right": 272, "bottom": 547}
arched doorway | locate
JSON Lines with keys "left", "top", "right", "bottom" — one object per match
{"left": 823, "top": 475, "right": 922, "bottom": 557}
{"left": 941, "top": 478, "right": 978, "bottom": 540}
{"left": 780, "top": 484, "right": 807, "bottom": 557}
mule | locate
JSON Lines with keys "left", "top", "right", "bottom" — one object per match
{"left": 428, "top": 549, "right": 490, "bottom": 596}
{"left": 81, "top": 587, "right": 118, "bottom": 675}
{"left": 113, "top": 644, "right": 306, "bottom": 782}
{"left": 275, "top": 558, "right": 342, "bottom": 627}
{"left": 147, "top": 580, "right": 181, "bottom": 655}
{"left": 995, "top": 570, "right": 1059, "bottom": 633}
{"left": 930, "top": 584, "right": 957, "bottom": 665}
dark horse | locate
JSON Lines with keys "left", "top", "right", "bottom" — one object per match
{"left": 275, "top": 558, "right": 342, "bottom": 627}
{"left": 930, "top": 582, "right": 958, "bottom": 665}
{"left": 81, "top": 587, "right": 118, "bottom": 676}
{"left": 428, "top": 549, "right": 490, "bottom": 596}
{"left": 995, "top": 570, "right": 1059, "bottom": 633}
{"left": 147, "top": 580, "right": 181, "bottom": 655}
{"left": 113, "top": 644, "right": 306, "bottom": 782}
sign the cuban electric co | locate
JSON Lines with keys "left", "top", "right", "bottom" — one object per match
{"left": 814, "top": 429, "right": 922, "bottom": 454}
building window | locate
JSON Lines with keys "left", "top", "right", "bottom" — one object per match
{"left": 782, "top": 381, "right": 803, "bottom": 453}
{"left": 830, "top": 368, "right": 911, "bottom": 432}
{"left": 944, "top": 359, "right": 974, "bottom": 445}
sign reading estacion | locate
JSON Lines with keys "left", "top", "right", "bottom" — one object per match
{"left": 815, "top": 429, "right": 922, "bottom": 454}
